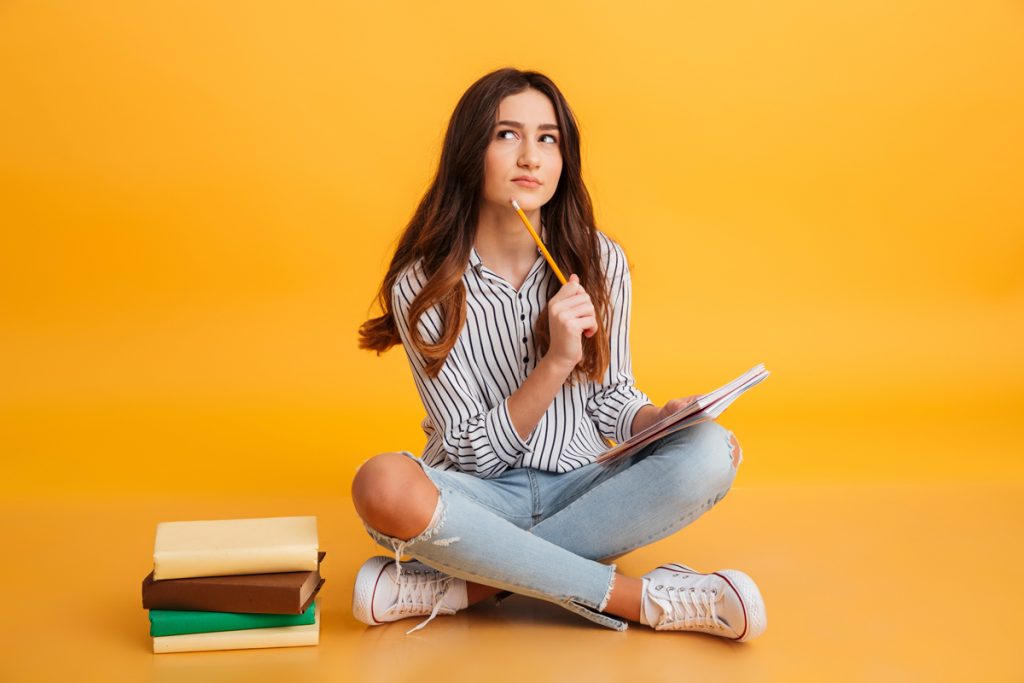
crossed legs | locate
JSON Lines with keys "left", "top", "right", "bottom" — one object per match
{"left": 351, "top": 424, "right": 742, "bottom": 624}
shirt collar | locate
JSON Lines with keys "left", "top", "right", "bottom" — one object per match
{"left": 468, "top": 224, "right": 548, "bottom": 275}
{"left": 468, "top": 244, "right": 547, "bottom": 282}
{"left": 468, "top": 244, "right": 484, "bottom": 273}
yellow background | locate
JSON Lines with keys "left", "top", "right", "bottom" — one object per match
{"left": 2, "top": 1, "right": 1023, "bottom": 681}
{"left": 3, "top": 1, "right": 1020, "bottom": 496}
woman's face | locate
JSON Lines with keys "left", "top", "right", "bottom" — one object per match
{"left": 482, "top": 88, "right": 563, "bottom": 214}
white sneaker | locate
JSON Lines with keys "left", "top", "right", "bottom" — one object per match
{"left": 640, "top": 563, "right": 767, "bottom": 641}
{"left": 352, "top": 556, "right": 468, "bottom": 634}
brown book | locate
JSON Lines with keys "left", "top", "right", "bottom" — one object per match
{"left": 142, "top": 552, "right": 325, "bottom": 614}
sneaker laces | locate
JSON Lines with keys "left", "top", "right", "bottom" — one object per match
{"left": 654, "top": 585, "right": 723, "bottom": 631}
{"left": 387, "top": 566, "right": 457, "bottom": 635}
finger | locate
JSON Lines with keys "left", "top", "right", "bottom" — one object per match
{"left": 553, "top": 282, "right": 581, "bottom": 303}
{"left": 668, "top": 397, "right": 695, "bottom": 413}
{"left": 572, "top": 291, "right": 593, "bottom": 304}
{"left": 566, "top": 290, "right": 591, "bottom": 304}
{"left": 562, "top": 313, "right": 595, "bottom": 333}
{"left": 570, "top": 316, "right": 597, "bottom": 335}
{"left": 565, "top": 275, "right": 585, "bottom": 295}
{"left": 568, "top": 310, "right": 596, "bottom": 326}
{"left": 553, "top": 298, "right": 594, "bottom": 322}
{"left": 671, "top": 397, "right": 698, "bottom": 412}
{"left": 563, "top": 300, "right": 595, "bottom": 317}
{"left": 550, "top": 296, "right": 579, "bottom": 316}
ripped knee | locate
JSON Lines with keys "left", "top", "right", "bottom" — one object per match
{"left": 352, "top": 452, "right": 440, "bottom": 539}
{"left": 362, "top": 489, "right": 453, "bottom": 580}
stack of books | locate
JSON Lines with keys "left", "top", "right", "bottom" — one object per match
{"left": 141, "top": 515, "right": 325, "bottom": 654}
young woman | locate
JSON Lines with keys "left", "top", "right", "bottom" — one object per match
{"left": 352, "top": 68, "right": 766, "bottom": 640}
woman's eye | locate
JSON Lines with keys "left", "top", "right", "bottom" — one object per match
{"left": 497, "top": 129, "right": 558, "bottom": 144}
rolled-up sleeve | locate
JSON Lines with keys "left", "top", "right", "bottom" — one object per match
{"left": 586, "top": 240, "right": 654, "bottom": 444}
{"left": 392, "top": 273, "right": 530, "bottom": 478}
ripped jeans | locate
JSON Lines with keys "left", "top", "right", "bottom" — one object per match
{"left": 360, "top": 420, "right": 742, "bottom": 632}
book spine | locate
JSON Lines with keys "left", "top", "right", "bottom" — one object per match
{"left": 143, "top": 583, "right": 298, "bottom": 614}
{"left": 152, "top": 604, "right": 320, "bottom": 653}
{"left": 153, "top": 545, "right": 318, "bottom": 581}
{"left": 152, "top": 625, "right": 319, "bottom": 653}
{"left": 149, "top": 603, "right": 315, "bottom": 637}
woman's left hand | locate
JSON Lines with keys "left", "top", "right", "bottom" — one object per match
{"left": 633, "top": 395, "right": 701, "bottom": 434}
{"left": 655, "top": 395, "right": 701, "bottom": 423}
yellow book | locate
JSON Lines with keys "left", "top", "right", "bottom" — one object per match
{"left": 153, "top": 516, "right": 319, "bottom": 580}
{"left": 153, "top": 601, "right": 320, "bottom": 653}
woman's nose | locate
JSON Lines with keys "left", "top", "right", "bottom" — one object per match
{"left": 518, "top": 139, "right": 540, "bottom": 167}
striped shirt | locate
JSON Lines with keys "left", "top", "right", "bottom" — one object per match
{"left": 391, "top": 230, "right": 653, "bottom": 479}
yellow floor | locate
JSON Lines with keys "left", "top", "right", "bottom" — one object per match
{"left": 2, "top": 481, "right": 1021, "bottom": 682}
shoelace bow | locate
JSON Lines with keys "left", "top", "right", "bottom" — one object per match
{"left": 654, "top": 584, "right": 723, "bottom": 630}
{"left": 388, "top": 566, "right": 456, "bottom": 635}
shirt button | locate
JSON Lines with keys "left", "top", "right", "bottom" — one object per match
{"left": 522, "top": 336, "right": 527, "bottom": 343}
{"left": 523, "top": 356, "right": 529, "bottom": 363}
{"left": 520, "top": 314, "right": 526, "bottom": 321}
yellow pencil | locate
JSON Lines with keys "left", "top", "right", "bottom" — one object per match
{"left": 510, "top": 198, "right": 567, "bottom": 285}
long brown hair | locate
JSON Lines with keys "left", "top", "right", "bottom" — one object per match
{"left": 358, "top": 67, "right": 612, "bottom": 384}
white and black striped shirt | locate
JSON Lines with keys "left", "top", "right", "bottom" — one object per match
{"left": 392, "top": 230, "right": 653, "bottom": 479}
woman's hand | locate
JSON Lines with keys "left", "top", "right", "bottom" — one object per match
{"left": 658, "top": 395, "right": 701, "bottom": 420}
{"left": 632, "top": 395, "right": 701, "bottom": 434}
{"left": 544, "top": 274, "right": 597, "bottom": 372}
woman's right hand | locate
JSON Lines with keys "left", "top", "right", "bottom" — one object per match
{"left": 545, "top": 274, "right": 597, "bottom": 371}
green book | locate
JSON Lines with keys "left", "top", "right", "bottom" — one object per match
{"left": 149, "top": 600, "right": 316, "bottom": 636}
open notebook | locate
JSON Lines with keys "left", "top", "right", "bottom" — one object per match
{"left": 596, "top": 363, "right": 770, "bottom": 465}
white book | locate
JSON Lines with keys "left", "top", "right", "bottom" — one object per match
{"left": 153, "top": 601, "right": 320, "bottom": 653}
{"left": 596, "top": 364, "right": 770, "bottom": 464}
{"left": 153, "top": 516, "right": 319, "bottom": 580}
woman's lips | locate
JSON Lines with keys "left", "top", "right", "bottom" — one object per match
{"left": 513, "top": 179, "right": 541, "bottom": 188}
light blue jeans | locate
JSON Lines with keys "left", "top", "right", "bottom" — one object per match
{"left": 361, "top": 420, "right": 741, "bottom": 631}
